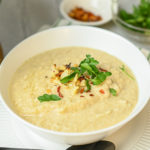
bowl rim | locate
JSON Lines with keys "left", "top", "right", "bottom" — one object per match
{"left": 59, "top": 0, "right": 112, "bottom": 26}
{"left": 0, "top": 25, "right": 150, "bottom": 136}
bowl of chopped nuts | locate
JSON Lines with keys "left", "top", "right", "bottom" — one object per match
{"left": 60, "top": 0, "right": 112, "bottom": 26}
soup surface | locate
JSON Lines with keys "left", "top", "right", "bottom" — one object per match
{"left": 10, "top": 47, "right": 138, "bottom": 132}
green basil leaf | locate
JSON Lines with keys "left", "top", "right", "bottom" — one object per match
{"left": 90, "top": 64, "right": 100, "bottom": 74}
{"left": 60, "top": 72, "right": 76, "bottom": 84}
{"left": 71, "top": 67, "right": 79, "bottom": 72}
{"left": 91, "top": 73, "right": 106, "bottom": 85}
{"left": 86, "top": 54, "right": 91, "bottom": 58}
{"left": 91, "top": 71, "right": 111, "bottom": 85}
{"left": 109, "top": 88, "right": 117, "bottom": 96}
{"left": 79, "top": 54, "right": 99, "bottom": 66}
{"left": 89, "top": 58, "right": 99, "bottom": 65}
{"left": 80, "top": 67, "right": 86, "bottom": 74}
{"left": 104, "top": 71, "right": 112, "bottom": 76}
{"left": 38, "top": 94, "right": 61, "bottom": 102}
{"left": 85, "top": 79, "right": 91, "bottom": 92}
{"left": 80, "top": 63, "right": 96, "bottom": 75}
{"left": 71, "top": 67, "right": 82, "bottom": 77}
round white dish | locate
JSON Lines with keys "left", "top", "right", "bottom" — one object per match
{"left": 60, "top": 0, "right": 112, "bottom": 26}
{"left": 0, "top": 26, "right": 150, "bottom": 145}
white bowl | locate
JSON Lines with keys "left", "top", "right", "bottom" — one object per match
{"left": 0, "top": 26, "right": 150, "bottom": 145}
{"left": 60, "top": 0, "right": 112, "bottom": 26}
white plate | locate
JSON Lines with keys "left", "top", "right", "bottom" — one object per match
{"left": 0, "top": 99, "right": 150, "bottom": 150}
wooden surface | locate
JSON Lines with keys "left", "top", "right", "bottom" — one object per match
{"left": 0, "top": 0, "right": 149, "bottom": 56}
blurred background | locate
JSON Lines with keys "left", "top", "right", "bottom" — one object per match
{"left": 0, "top": 0, "right": 150, "bottom": 57}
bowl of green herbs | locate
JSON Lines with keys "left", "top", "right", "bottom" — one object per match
{"left": 112, "top": 0, "right": 150, "bottom": 42}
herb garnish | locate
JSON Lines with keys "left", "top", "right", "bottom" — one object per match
{"left": 85, "top": 79, "right": 91, "bottom": 92}
{"left": 119, "top": 0, "right": 150, "bottom": 32}
{"left": 91, "top": 72, "right": 112, "bottom": 85}
{"left": 120, "top": 65, "right": 134, "bottom": 80}
{"left": 38, "top": 55, "right": 112, "bottom": 102}
{"left": 109, "top": 88, "right": 117, "bottom": 96}
{"left": 60, "top": 72, "right": 76, "bottom": 84}
{"left": 38, "top": 94, "right": 61, "bottom": 102}
{"left": 60, "top": 54, "right": 112, "bottom": 92}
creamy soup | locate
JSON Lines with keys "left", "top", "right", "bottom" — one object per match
{"left": 10, "top": 47, "right": 138, "bottom": 132}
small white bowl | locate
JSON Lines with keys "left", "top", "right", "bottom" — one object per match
{"left": 60, "top": 0, "right": 112, "bottom": 26}
{"left": 0, "top": 26, "right": 150, "bottom": 146}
